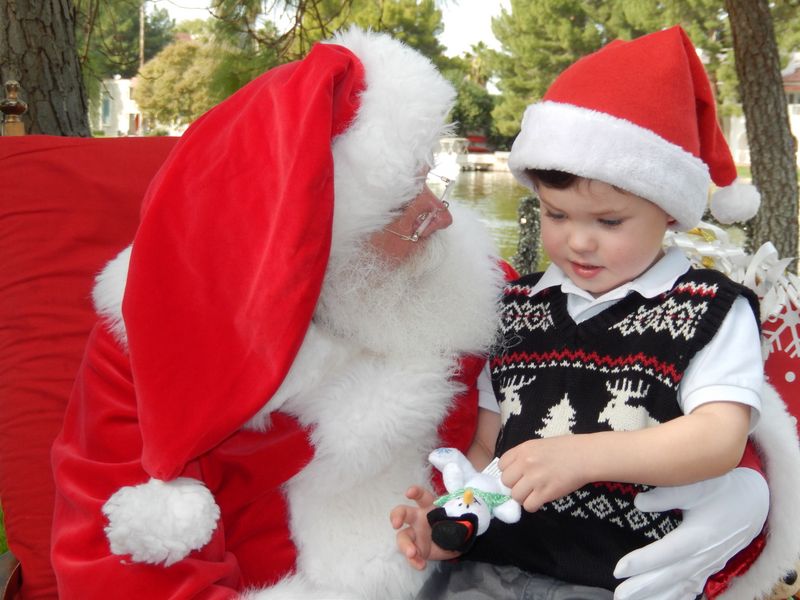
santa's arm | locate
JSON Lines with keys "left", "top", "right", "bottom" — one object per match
{"left": 614, "top": 382, "right": 800, "bottom": 600}
{"left": 713, "top": 381, "right": 800, "bottom": 600}
{"left": 51, "top": 324, "right": 241, "bottom": 600}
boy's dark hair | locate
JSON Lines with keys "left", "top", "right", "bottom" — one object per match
{"left": 525, "top": 169, "right": 635, "bottom": 197}
{"left": 524, "top": 169, "right": 577, "bottom": 190}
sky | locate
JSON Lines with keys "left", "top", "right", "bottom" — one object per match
{"left": 149, "top": 0, "right": 508, "bottom": 57}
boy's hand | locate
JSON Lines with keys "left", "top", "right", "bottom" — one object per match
{"left": 499, "top": 436, "right": 590, "bottom": 512}
{"left": 390, "top": 485, "right": 460, "bottom": 570}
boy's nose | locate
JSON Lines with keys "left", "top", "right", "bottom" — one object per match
{"left": 567, "top": 227, "right": 596, "bottom": 253}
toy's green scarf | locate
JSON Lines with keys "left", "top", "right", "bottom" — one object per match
{"left": 434, "top": 487, "right": 511, "bottom": 511}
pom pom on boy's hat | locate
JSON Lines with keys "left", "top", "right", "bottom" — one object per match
{"left": 508, "top": 25, "right": 759, "bottom": 230}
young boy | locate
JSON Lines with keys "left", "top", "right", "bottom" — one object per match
{"left": 392, "top": 26, "right": 764, "bottom": 598}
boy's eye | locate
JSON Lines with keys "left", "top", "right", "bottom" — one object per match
{"left": 599, "top": 218, "right": 623, "bottom": 226}
{"left": 545, "top": 210, "right": 565, "bottom": 220}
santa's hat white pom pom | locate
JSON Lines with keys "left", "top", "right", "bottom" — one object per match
{"left": 102, "top": 477, "right": 220, "bottom": 566}
{"left": 709, "top": 180, "right": 761, "bottom": 224}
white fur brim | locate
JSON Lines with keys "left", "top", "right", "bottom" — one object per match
{"left": 92, "top": 244, "right": 132, "bottom": 348}
{"left": 102, "top": 477, "right": 220, "bottom": 566}
{"left": 719, "top": 382, "right": 800, "bottom": 599}
{"left": 327, "top": 27, "right": 456, "bottom": 244}
{"left": 508, "top": 101, "right": 711, "bottom": 231}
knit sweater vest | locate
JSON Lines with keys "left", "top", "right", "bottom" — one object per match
{"left": 467, "top": 267, "right": 759, "bottom": 590}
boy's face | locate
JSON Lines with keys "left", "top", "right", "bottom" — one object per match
{"left": 538, "top": 179, "right": 674, "bottom": 297}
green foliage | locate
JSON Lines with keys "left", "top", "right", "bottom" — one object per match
{"left": 0, "top": 503, "right": 6, "bottom": 554}
{"left": 768, "top": 0, "right": 800, "bottom": 67}
{"left": 76, "top": 1, "right": 176, "bottom": 128}
{"left": 77, "top": 1, "right": 176, "bottom": 79}
{"left": 133, "top": 40, "right": 217, "bottom": 126}
{"left": 490, "top": 0, "right": 800, "bottom": 136}
{"left": 449, "top": 78, "right": 494, "bottom": 137}
{"left": 292, "top": 0, "right": 448, "bottom": 66}
{"left": 133, "top": 28, "right": 282, "bottom": 127}
{"left": 489, "top": 0, "right": 610, "bottom": 137}
{"left": 133, "top": 1, "right": 458, "bottom": 131}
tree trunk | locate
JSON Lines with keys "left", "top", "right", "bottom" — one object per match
{"left": 0, "top": 0, "right": 90, "bottom": 136}
{"left": 725, "top": 0, "right": 799, "bottom": 258}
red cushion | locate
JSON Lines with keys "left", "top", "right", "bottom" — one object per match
{"left": 763, "top": 303, "right": 800, "bottom": 436}
{"left": 0, "top": 135, "right": 177, "bottom": 599}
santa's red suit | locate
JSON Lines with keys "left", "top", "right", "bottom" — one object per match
{"left": 50, "top": 28, "right": 799, "bottom": 600}
{"left": 51, "top": 28, "right": 504, "bottom": 599}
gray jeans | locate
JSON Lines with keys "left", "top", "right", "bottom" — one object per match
{"left": 416, "top": 561, "right": 614, "bottom": 600}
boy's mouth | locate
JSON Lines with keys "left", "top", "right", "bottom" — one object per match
{"left": 570, "top": 261, "right": 602, "bottom": 278}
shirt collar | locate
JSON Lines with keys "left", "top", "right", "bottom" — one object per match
{"left": 529, "top": 246, "right": 691, "bottom": 301}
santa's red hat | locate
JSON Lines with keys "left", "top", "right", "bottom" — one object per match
{"left": 508, "top": 25, "right": 759, "bottom": 230}
{"left": 99, "top": 27, "right": 455, "bottom": 565}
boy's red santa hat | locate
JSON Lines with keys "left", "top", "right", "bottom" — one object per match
{"left": 508, "top": 25, "right": 759, "bottom": 230}
{"left": 98, "top": 27, "right": 455, "bottom": 565}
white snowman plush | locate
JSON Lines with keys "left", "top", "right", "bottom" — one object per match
{"left": 427, "top": 447, "right": 522, "bottom": 552}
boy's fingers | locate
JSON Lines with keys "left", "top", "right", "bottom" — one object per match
{"left": 405, "top": 485, "right": 424, "bottom": 499}
{"left": 523, "top": 495, "right": 543, "bottom": 513}
{"left": 389, "top": 505, "right": 408, "bottom": 528}
{"left": 396, "top": 526, "right": 416, "bottom": 549}
{"left": 396, "top": 528, "right": 424, "bottom": 564}
{"left": 406, "top": 486, "right": 435, "bottom": 507}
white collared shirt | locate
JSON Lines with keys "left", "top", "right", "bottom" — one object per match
{"left": 478, "top": 247, "right": 762, "bottom": 429}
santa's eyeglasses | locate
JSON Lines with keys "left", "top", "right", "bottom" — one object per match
{"left": 384, "top": 172, "right": 455, "bottom": 243}
{"left": 427, "top": 171, "right": 455, "bottom": 206}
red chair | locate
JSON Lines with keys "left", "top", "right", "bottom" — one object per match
{"left": 0, "top": 135, "right": 178, "bottom": 599}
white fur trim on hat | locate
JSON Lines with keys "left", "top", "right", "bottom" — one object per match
{"left": 508, "top": 101, "right": 711, "bottom": 231}
{"left": 102, "top": 477, "right": 220, "bottom": 566}
{"left": 92, "top": 245, "right": 131, "bottom": 349}
{"left": 709, "top": 180, "right": 761, "bottom": 224}
{"left": 327, "top": 28, "right": 456, "bottom": 244}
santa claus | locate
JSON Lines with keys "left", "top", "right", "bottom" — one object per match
{"left": 50, "top": 27, "right": 797, "bottom": 600}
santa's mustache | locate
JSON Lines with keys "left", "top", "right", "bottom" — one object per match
{"left": 314, "top": 220, "right": 490, "bottom": 359}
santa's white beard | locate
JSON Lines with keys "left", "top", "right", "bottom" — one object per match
{"left": 245, "top": 207, "right": 508, "bottom": 599}
{"left": 314, "top": 205, "right": 504, "bottom": 361}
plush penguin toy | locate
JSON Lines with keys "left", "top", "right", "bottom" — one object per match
{"left": 427, "top": 447, "right": 521, "bottom": 552}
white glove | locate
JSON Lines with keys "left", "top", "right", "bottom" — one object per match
{"left": 613, "top": 467, "right": 769, "bottom": 600}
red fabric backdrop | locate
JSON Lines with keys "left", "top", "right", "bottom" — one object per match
{"left": 0, "top": 135, "right": 177, "bottom": 599}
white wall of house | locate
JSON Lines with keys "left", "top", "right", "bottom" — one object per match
{"left": 90, "top": 76, "right": 186, "bottom": 137}
{"left": 92, "top": 76, "right": 141, "bottom": 137}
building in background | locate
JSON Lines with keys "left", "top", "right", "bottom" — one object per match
{"left": 90, "top": 75, "right": 186, "bottom": 137}
{"left": 91, "top": 76, "right": 141, "bottom": 137}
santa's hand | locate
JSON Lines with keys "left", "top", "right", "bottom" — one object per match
{"left": 390, "top": 486, "right": 460, "bottom": 570}
{"left": 613, "top": 467, "right": 768, "bottom": 600}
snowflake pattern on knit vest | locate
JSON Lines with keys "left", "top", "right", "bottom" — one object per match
{"left": 467, "top": 268, "right": 758, "bottom": 590}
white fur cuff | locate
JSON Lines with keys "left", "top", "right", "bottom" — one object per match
{"left": 102, "top": 477, "right": 220, "bottom": 566}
